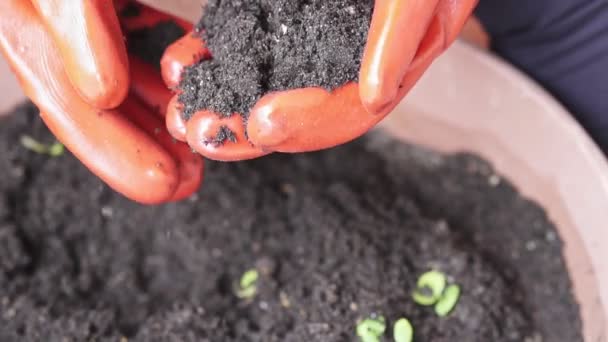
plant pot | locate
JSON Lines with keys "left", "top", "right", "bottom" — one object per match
{"left": 378, "top": 40, "right": 608, "bottom": 341}
{"left": 1, "top": 12, "right": 605, "bottom": 339}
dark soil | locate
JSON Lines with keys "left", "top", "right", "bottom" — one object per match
{"left": 126, "top": 21, "right": 186, "bottom": 68}
{"left": 0, "top": 103, "right": 582, "bottom": 342}
{"left": 177, "top": 0, "right": 374, "bottom": 120}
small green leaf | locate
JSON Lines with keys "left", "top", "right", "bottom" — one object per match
{"left": 435, "top": 284, "right": 461, "bottom": 317}
{"left": 48, "top": 142, "right": 65, "bottom": 157}
{"left": 236, "top": 269, "right": 259, "bottom": 299}
{"left": 356, "top": 316, "right": 386, "bottom": 342}
{"left": 240, "top": 269, "right": 258, "bottom": 288}
{"left": 412, "top": 270, "right": 447, "bottom": 306}
{"left": 20, "top": 135, "right": 48, "bottom": 154}
{"left": 393, "top": 318, "right": 414, "bottom": 342}
{"left": 20, "top": 135, "right": 64, "bottom": 157}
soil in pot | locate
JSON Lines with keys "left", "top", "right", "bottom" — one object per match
{"left": 177, "top": 0, "right": 374, "bottom": 120}
{"left": 0, "top": 103, "right": 582, "bottom": 342}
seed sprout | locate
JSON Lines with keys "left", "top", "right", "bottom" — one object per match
{"left": 236, "top": 269, "right": 259, "bottom": 299}
{"left": 412, "top": 270, "right": 446, "bottom": 306}
{"left": 48, "top": 142, "right": 65, "bottom": 156}
{"left": 20, "top": 135, "right": 64, "bottom": 157}
{"left": 356, "top": 316, "right": 386, "bottom": 342}
{"left": 434, "top": 284, "right": 461, "bottom": 317}
{"left": 393, "top": 318, "right": 414, "bottom": 342}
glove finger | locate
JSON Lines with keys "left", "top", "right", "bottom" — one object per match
{"left": 393, "top": 16, "right": 447, "bottom": 107}
{"left": 359, "top": 0, "right": 440, "bottom": 115}
{"left": 129, "top": 56, "right": 173, "bottom": 117}
{"left": 370, "top": 13, "right": 449, "bottom": 118}
{"left": 437, "top": 0, "right": 480, "bottom": 46}
{"left": 362, "top": 0, "right": 479, "bottom": 118}
{"left": 31, "top": 0, "right": 129, "bottom": 109}
{"left": 120, "top": 97, "right": 203, "bottom": 202}
{"left": 246, "top": 84, "right": 383, "bottom": 153}
{"left": 1, "top": 0, "right": 180, "bottom": 204}
{"left": 161, "top": 31, "right": 210, "bottom": 89}
{"left": 186, "top": 110, "right": 270, "bottom": 162}
{"left": 124, "top": 55, "right": 204, "bottom": 201}
{"left": 166, "top": 94, "right": 188, "bottom": 142}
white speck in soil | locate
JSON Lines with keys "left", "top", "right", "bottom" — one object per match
{"left": 509, "top": 331, "right": 523, "bottom": 340}
{"left": 281, "top": 183, "right": 295, "bottom": 194}
{"left": 101, "top": 206, "right": 114, "bottom": 218}
{"left": 307, "top": 323, "right": 330, "bottom": 334}
{"left": 259, "top": 301, "right": 269, "bottom": 311}
{"left": 488, "top": 174, "right": 501, "bottom": 186}
{"left": 435, "top": 220, "right": 449, "bottom": 233}
{"left": 545, "top": 231, "right": 557, "bottom": 242}
{"left": 524, "top": 332, "right": 543, "bottom": 342}
{"left": 11, "top": 166, "right": 24, "bottom": 177}
{"left": 279, "top": 292, "right": 291, "bottom": 308}
{"left": 5, "top": 308, "right": 16, "bottom": 318}
{"left": 526, "top": 240, "right": 538, "bottom": 251}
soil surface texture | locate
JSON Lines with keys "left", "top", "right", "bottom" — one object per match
{"left": 177, "top": 0, "right": 374, "bottom": 119}
{"left": 0, "top": 103, "right": 582, "bottom": 342}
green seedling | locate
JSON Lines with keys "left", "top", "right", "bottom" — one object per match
{"left": 236, "top": 269, "right": 259, "bottom": 299}
{"left": 48, "top": 142, "right": 65, "bottom": 156}
{"left": 434, "top": 284, "right": 461, "bottom": 317}
{"left": 356, "top": 316, "right": 386, "bottom": 342}
{"left": 393, "top": 318, "right": 414, "bottom": 342}
{"left": 20, "top": 135, "right": 64, "bottom": 157}
{"left": 411, "top": 270, "right": 446, "bottom": 306}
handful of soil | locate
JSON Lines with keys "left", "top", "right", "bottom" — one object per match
{"left": 178, "top": 0, "right": 374, "bottom": 120}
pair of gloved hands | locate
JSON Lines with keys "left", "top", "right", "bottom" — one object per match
{"left": 0, "top": 0, "right": 477, "bottom": 204}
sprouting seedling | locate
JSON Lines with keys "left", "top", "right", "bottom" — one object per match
{"left": 393, "top": 318, "right": 414, "bottom": 342}
{"left": 411, "top": 270, "right": 446, "bottom": 306}
{"left": 48, "top": 142, "right": 65, "bottom": 156}
{"left": 434, "top": 284, "right": 461, "bottom": 317}
{"left": 356, "top": 316, "right": 386, "bottom": 342}
{"left": 236, "top": 269, "right": 259, "bottom": 299}
{"left": 20, "top": 135, "right": 64, "bottom": 157}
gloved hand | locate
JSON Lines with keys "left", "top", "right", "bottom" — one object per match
{"left": 0, "top": 0, "right": 203, "bottom": 204}
{"left": 160, "top": 0, "right": 478, "bottom": 161}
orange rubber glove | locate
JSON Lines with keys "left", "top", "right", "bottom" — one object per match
{"left": 161, "top": 0, "right": 478, "bottom": 161}
{"left": 0, "top": 0, "right": 203, "bottom": 204}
